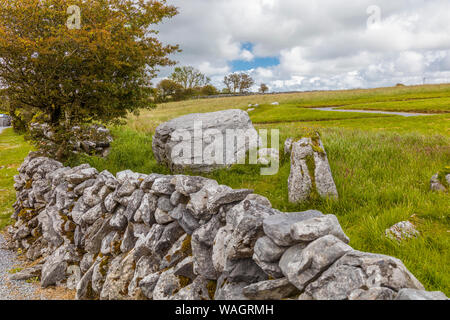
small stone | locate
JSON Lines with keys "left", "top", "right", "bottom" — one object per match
{"left": 279, "top": 235, "right": 352, "bottom": 291}
{"left": 243, "top": 278, "right": 299, "bottom": 300}
{"left": 155, "top": 208, "right": 175, "bottom": 225}
{"left": 263, "top": 210, "right": 324, "bottom": 246}
{"left": 395, "top": 288, "right": 448, "bottom": 300}
{"left": 385, "top": 221, "right": 419, "bottom": 241}
{"left": 290, "top": 214, "right": 350, "bottom": 244}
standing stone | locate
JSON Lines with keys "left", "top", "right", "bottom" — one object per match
{"left": 288, "top": 136, "right": 338, "bottom": 203}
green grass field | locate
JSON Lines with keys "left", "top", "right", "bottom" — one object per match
{"left": 0, "top": 128, "right": 34, "bottom": 229}
{"left": 1, "top": 84, "right": 449, "bottom": 295}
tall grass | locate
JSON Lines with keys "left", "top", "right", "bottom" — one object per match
{"left": 0, "top": 128, "right": 34, "bottom": 229}
{"left": 67, "top": 125, "right": 450, "bottom": 294}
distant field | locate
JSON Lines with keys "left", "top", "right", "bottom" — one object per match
{"left": 249, "top": 105, "right": 391, "bottom": 124}
{"left": 335, "top": 98, "right": 450, "bottom": 114}
{"left": 1, "top": 83, "right": 449, "bottom": 294}
{"left": 127, "top": 83, "right": 450, "bottom": 133}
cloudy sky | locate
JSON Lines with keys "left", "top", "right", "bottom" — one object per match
{"left": 154, "top": 0, "right": 450, "bottom": 92}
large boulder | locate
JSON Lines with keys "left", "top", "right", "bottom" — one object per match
{"left": 152, "top": 109, "right": 261, "bottom": 173}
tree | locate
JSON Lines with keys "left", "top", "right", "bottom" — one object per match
{"left": 223, "top": 73, "right": 255, "bottom": 94}
{"left": 223, "top": 73, "right": 241, "bottom": 94}
{"left": 0, "top": 0, "right": 179, "bottom": 159}
{"left": 170, "top": 66, "right": 210, "bottom": 89}
{"left": 239, "top": 73, "right": 255, "bottom": 93}
{"left": 200, "top": 84, "right": 218, "bottom": 96}
{"left": 259, "top": 83, "right": 269, "bottom": 94}
{"left": 157, "top": 79, "right": 183, "bottom": 102}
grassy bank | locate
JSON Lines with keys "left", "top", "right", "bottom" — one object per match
{"left": 0, "top": 128, "right": 34, "bottom": 229}
{"left": 0, "top": 83, "right": 449, "bottom": 294}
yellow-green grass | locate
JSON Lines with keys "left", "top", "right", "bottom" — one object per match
{"left": 249, "top": 104, "right": 392, "bottom": 124}
{"left": 69, "top": 124, "right": 449, "bottom": 295}
{"left": 93, "top": 85, "right": 450, "bottom": 294}
{"left": 335, "top": 98, "right": 450, "bottom": 114}
{"left": 1, "top": 83, "right": 449, "bottom": 295}
{"left": 127, "top": 83, "right": 450, "bottom": 133}
{"left": 0, "top": 128, "right": 34, "bottom": 229}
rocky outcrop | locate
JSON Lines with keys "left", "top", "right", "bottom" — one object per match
{"left": 152, "top": 109, "right": 260, "bottom": 173}
{"left": 6, "top": 154, "right": 447, "bottom": 300}
{"left": 29, "top": 123, "right": 113, "bottom": 157}
{"left": 287, "top": 135, "right": 338, "bottom": 203}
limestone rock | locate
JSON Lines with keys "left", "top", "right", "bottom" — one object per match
{"left": 395, "top": 288, "right": 448, "bottom": 300}
{"left": 139, "top": 272, "right": 161, "bottom": 299}
{"left": 253, "top": 236, "right": 287, "bottom": 263}
{"left": 160, "top": 234, "right": 191, "bottom": 270}
{"left": 152, "top": 268, "right": 182, "bottom": 300}
{"left": 173, "top": 256, "right": 196, "bottom": 280}
{"left": 257, "top": 148, "right": 279, "bottom": 165}
{"left": 279, "top": 235, "right": 352, "bottom": 291}
{"left": 214, "top": 275, "right": 248, "bottom": 300}
{"left": 385, "top": 221, "right": 419, "bottom": 241}
{"left": 170, "top": 276, "right": 212, "bottom": 300}
{"left": 224, "top": 258, "right": 268, "bottom": 284}
{"left": 300, "top": 250, "right": 425, "bottom": 300}
{"left": 263, "top": 210, "right": 324, "bottom": 246}
{"left": 290, "top": 214, "right": 350, "bottom": 244}
{"left": 152, "top": 109, "right": 261, "bottom": 173}
{"left": 348, "top": 287, "right": 396, "bottom": 300}
{"left": 288, "top": 136, "right": 338, "bottom": 203}
{"left": 243, "top": 278, "right": 299, "bottom": 300}
{"left": 100, "top": 251, "right": 136, "bottom": 300}
{"left": 430, "top": 173, "right": 449, "bottom": 192}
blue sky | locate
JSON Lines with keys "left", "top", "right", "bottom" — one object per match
{"left": 231, "top": 43, "right": 280, "bottom": 72}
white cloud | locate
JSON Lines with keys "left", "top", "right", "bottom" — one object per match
{"left": 155, "top": 0, "right": 450, "bottom": 91}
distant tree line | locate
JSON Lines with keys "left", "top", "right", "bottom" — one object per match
{"left": 154, "top": 66, "right": 269, "bottom": 102}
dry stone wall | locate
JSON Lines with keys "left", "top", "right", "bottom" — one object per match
{"left": 6, "top": 153, "right": 447, "bottom": 300}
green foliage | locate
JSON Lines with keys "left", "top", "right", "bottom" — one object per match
{"left": 200, "top": 85, "right": 219, "bottom": 96}
{"left": 437, "top": 166, "right": 450, "bottom": 188}
{"left": 259, "top": 83, "right": 269, "bottom": 94}
{"left": 156, "top": 79, "right": 184, "bottom": 102}
{"left": 0, "top": 0, "right": 179, "bottom": 158}
{"left": 170, "top": 66, "right": 210, "bottom": 89}
{"left": 223, "top": 73, "right": 255, "bottom": 94}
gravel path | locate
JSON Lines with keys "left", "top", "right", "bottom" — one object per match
{"left": 0, "top": 233, "right": 39, "bottom": 300}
